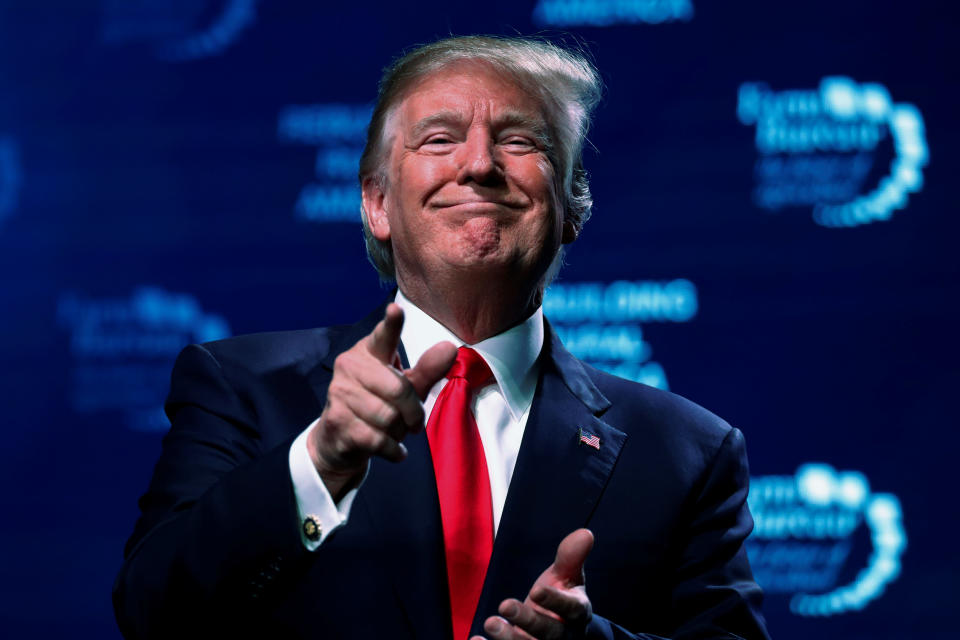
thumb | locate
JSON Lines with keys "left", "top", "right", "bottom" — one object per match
{"left": 404, "top": 341, "right": 458, "bottom": 400}
{"left": 552, "top": 528, "right": 594, "bottom": 586}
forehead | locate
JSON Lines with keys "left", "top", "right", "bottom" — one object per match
{"left": 395, "top": 62, "right": 546, "bottom": 130}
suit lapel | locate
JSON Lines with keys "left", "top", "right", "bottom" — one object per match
{"left": 306, "top": 298, "right": 451, "bottom": 639}
{"left": 472, "top": 325, "right": 628, "bottom": 633}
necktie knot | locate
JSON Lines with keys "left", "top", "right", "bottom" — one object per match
{"left": 447, "top": 346, "right": 494, "bottom": 390}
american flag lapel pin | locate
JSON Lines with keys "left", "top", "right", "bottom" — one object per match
{"left": 578, "top": 427, "right": 601, "bottom": 450}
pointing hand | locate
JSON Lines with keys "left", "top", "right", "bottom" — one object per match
{"left": 308, "top": 303, "right": 457, "bottom": 498}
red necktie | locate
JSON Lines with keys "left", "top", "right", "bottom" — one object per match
{"left": 426, "top": 347, "right": 495, "bottom": 640}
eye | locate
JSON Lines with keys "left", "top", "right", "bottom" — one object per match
{"left": 423, "top": 135, "right": 454, "bottom": 145}
{"left": 501, "top": 136, "right": 537, "bottom": 152}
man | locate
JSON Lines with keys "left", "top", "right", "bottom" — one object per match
{"left": 114, "top": 36, "right": 770, "bottom": 640}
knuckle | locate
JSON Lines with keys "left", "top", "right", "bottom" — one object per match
{"left": 385, "top": 377, "right": 407, "bottom": 401}
{"left": 327, "top": 378, "right": 352, "bottom": 401}
{"left": 377, "top": 404, "right": 399, "bottom": 427}
{"left": 332, "top": 352, "right": 350, "bottom": 372}
{"left": 323, "top": 403, "right": 350, "bottom": 430}
{"left": 334, "top": 348, "right": 366, "bottom": 373}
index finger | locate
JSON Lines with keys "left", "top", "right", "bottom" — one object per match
{"left": 366, "top": 303, "right": 404, "bottom": 364}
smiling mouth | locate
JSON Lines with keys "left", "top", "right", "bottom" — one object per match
{"left": 432, "top": 200, "right": 525, "bottom": 211}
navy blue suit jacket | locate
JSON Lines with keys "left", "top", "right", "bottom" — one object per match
{"left": 114, "top": 303, "right": 770, "bottom": 639}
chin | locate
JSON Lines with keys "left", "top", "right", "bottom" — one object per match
{"left": 448, "top": 256, "right": 508, "bottom": 274}
{"left": 458, "top": 256, "right": 544, "bottom": 284}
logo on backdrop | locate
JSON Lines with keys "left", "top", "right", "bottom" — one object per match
{"left": 533, "top": 0, "right": 693, "bottom": 26}
{"left": 0, "top": 136, "right": 22, "bottom": 226}
{"left": 543, "top": 279, "right": 698, "bottom": 390}
{"left": 101, "top": 0, "right": 257, "bottom": 62}
{"left": 738, "top": 77, "right": 928, "bottom": 228}
{"left": 277, "top": 103, "right": 372, "bottom": 223}
{"left": 747, "top": 463, "right": 906, "bottom": 616}
{"left": 57, "top": 287, "right": 231, "bottom": 431}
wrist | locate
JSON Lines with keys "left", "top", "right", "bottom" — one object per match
{"left": 318, "top": 463, "right": 366, "bottom": 501}
{"left": 307, "top": 425, "right": 366, "bottom": 500}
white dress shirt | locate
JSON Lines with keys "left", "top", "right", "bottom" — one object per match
{"left": 289, "top": 291, "right": 544, "bottom": 550}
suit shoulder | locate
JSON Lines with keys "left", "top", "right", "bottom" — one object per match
{"left": 192, "top": 326, "right": 347, "bottom": 377}
{"left": 584, "top": 363, "right": 734, "bottom": 451}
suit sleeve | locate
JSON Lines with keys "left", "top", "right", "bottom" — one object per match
{"left": 113, "top": 344, "right": 312, "bottom": 639}
{"left": 588, "top": 428, "right": 771, "bottom": 640}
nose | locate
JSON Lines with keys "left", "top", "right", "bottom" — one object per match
{"left": 456, "top": 130, "right": 504, "bottom": 185}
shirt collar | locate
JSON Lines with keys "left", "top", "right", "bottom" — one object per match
{"left": 395, "top": 289, "right": 544, "bottom": 421}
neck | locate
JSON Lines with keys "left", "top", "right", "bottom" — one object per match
{"left": 398, "top": 272, "right": 543, "bottom": 344}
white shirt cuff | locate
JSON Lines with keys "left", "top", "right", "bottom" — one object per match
{"left": 288, "top": 419, "right": 361, "bottom": 550}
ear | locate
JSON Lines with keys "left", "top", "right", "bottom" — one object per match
{"left": 361, "top": 176, "right": 391, "bottom": 242}
{"left": 561, "top": 219, "right": 578, "bottom": 245}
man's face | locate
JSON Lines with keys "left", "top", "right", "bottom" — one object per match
{"left": 363, "top": 62, "right": 575, "bottom": 297}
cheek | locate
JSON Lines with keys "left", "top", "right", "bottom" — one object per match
{"left": 536, "top": 157, "right": 562, "bottom": 203}
{"left": 527, "top": 158, "right": 563, "bottom": 235}
{"left": 515, "top": 156, "right": 558, "bottom": 208}
{"left": 397, "top": 157, "right": 452, "bottom": 201}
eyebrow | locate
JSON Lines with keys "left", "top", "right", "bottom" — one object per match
{"left": 496, "top": 111, "right": 551, "bottom": 143}
{"left": 409, "top": 111, "right": 465, "bottom": 140}
{"left": 408, "top": 109, "right": 551, "bottom": 144}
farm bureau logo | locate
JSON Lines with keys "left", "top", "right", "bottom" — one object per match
{"left": 544, "top": 279, "right": 698, "bottom": 390}
{"left": 277, "top": 103, "right": 372, "bottom": 223}
{"left": 533, "top": 0, "right": 693, "bottom": 26}
{"left": 101, "top": 0, "right": 257, "bottom": 62}
{"left": 738, "top": 77, "right": 928, "bottom": 227}
{"left": 747, "top": 463, "right": 906, "bottom": 616}
{"left": 0, "top": 136, "right": 21, "bottom": 226}
{"left": 57, "top": 287, "right": 231, "bottom": 431}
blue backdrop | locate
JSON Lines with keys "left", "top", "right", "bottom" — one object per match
{"left": 1, "top": 1, "right": 957, "bottom": 637}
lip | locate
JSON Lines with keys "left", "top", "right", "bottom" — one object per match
{"left": 431, "top": 200, "right": 525, "bottom": 211}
